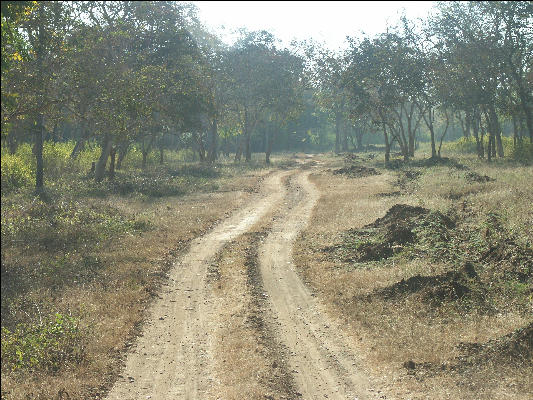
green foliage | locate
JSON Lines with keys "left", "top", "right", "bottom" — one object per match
{"left": 444, "top": 136, "right": 531, "bottom": 162}
{"left": 509, "top": 139, "right": 533, "bottom": 164}
{"left": 1, "top": 198, "right": 151, "bottom": 251}
{"left": 0, "top": 150, "right": 33, "bottom": 192}
{"left": 1, "top": 313, "right": 85, "bottom": 372}
{"left": 76, "top": 141, "right": 102, "bottom": 170}
{"left": 43, "top": 141, "right": 74, "bottom": 177}
{"left": 445, "top": 137, "right": 479, "bottom": 154}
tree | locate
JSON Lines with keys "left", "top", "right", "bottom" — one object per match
{"left": 2, "top": 1, "right": 73, "bottom": 192}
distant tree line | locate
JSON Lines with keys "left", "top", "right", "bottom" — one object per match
{"left": 310, "top": 1, "right": 532, "bottom": 163}
{"left": 2, "top": 1, "right": 531, "bottom": 192}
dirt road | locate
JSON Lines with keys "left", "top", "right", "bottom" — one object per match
{"left": 259, "top": 171, "right": 370, "bottom": 399}
{"left": 107, "top": 165, "right": 372, "bottom": 399}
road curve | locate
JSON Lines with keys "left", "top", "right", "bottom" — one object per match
{"left": 259, "top": 170, "right": 370, "bottom": 400}
{"left": 106, "top": 170, "right": 291, "bottom": 400}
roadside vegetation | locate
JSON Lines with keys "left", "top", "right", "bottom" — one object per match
{"left": 295, "top": 148, "right": 532, "bottom": 399}
{"left": 1, "top": 141, "right": 273, "bottom": 399}
{"left": 1, "top": 0, "right": 531, "bottom": 398}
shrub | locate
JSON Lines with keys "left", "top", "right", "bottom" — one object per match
{"left": 1, "top": 313, "right": 85, "bottom": 373}
{"left": 43, "top": 141, "right": 74, "bottom": 178}
{"left": 76, "top": 141, "right": 101, "bottom": 171}
{"left": 0, "top": 152, "right": 34, "bottom": 192}
{"left": 446, "top": 137, "right": 479, "bottom": 154}
{"left": 509, "top": 139, "right": 533, "bottom": 164}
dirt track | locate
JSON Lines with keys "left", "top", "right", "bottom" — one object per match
{"left": 106, "top": 164, "right": 372, "bottom": 399}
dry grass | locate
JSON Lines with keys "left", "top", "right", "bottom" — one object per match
{"left": 294, "top": 153, "right": 533, "bottom": 400}
{"left": 1, "top": 164, "right": 271, "bottom": 400}
{"left": 207, "top": 177, "right": 297, "bottom": 400}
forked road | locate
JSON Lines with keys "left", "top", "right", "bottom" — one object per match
{"left": 107, "top": 165, "right": 371, "bottom": 400}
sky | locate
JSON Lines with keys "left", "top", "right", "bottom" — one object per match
{"left": 192, "top": 1, "right": 437, "bottom": 50}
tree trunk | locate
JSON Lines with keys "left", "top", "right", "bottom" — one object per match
{"left": 512, "top": 113, "right": 518, "bottom": 147}
{"left": 355, "top": 127, "right": 363, "bottom": 151}
{"left": 472, "top": 110, "right": 483, "bottom": 158}
{"left": 265, "top": 129, "right": 274, "bottom": 164}
{"left": 335, "top": 112, "right": 341, "bottom": 154}
{"left": 116, "top": 144, "right": 128, "bottom": 170}
{"left": 488, "top": 105, "right": 504, "bottom": 157}
{"left": 427, "top": 112, "right": 437, "bottom": 158}
{"left": 437, "top": 111, "right": 451, "bottom": 158}
{"left": 142, "top": 150, "right": 148, "bottom": 168}
{"left": 7, "top": 131, "right": 18, "bottom": 155}
{"left": 465, "top": 110, "right": 472, "bottom": 138}
{"left": 70, "top": 138, "right": 85, "bottom": 159}
{"left": 35, "top": 114, "right": 45, "bottom": 192}
{"left": 422, "top": 106, "right": 437, "bottom": 158}
{"left": 108, "top": 146, "right": 116, "bottom": 180}
{"left": 408, "top": 120, "right": 415, "bottom": 157}
{"left": 244, "top": 128, "right": 251, "bottom": 162}
{"left": 341, "top": 119, "right": 348, "bottom": 152}
{"left": 95, "top": 134, "right": 112, "bottom": 182}
{"left": 517, "top": 86, "right": 533, "bottom": 142}
{"left": 234, "top": 135, "right": 243, "bottom": 162}
{"left": 207, "top": 118, "right": 218, "bottom": 163}
{"left": 479, "top": 116, "right": 486, "bottom": 159}
{"left": 406, "top": 103, "right": 416, "bottom": 157}
{"left": 383, "top": 123, "right": 390, "bottom": 164}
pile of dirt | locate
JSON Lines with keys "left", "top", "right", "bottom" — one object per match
{"left": 300, "top": 160, "right": 318, "bottom": 170}
{"left": 341, "top": 204, "right": 454, "bottom": 263}
{"left": 343, "top": 153, "right": 360, "bottom": 162}
{"left": 481, "top": 238, "right": 533, "bottom": 282}
{"left": 375, "top": 191, "right": 401, "bottom": 198}
{"left": 404, "top": 322, "right": 533, "bottom": 378}
{"left": 465, "top": 171, "right": 495, "bottom": 183}
{"left": 332, "top": 165, "right": 381, "bottom": 178}
{"left": 385, "top": 156, "right": 469, "bottom": 171}
{"left": 377, "top": 263, "right": 479, "bottom": 306}
{"left": 412, "top": 157, "right": 469, "bottom": 170}
{"left": 396, "top": 169, "right": 422, "bottom": 190}
{"left": 456, "top": 322, "right": 533, "bottom": 367}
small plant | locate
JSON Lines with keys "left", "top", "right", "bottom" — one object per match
{"left": 1, "top": 313, "right": 86, "bottom": 373}
{"left": 509, "top": 139, "right": 533, "bottom": 164}
{"left": 0, "top": 152, "right": 34, "bottom": 192}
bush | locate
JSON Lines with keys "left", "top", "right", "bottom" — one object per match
{"left": 43, "top": 141, "right": 74, "bottom": 178}
{"left": 509, "top": 139, "right": 533, "bottom": 164}
{"left": 0, "top": 152, "right": 34, "bottom": 192}
{"left": 444, "top": 136, "right": 530, "bottom": 161}
{"left": 1, "top": 313, "right": 85, "bottom": 373}
{"left": 446, "top": 137, "right": 479, "bottom": 154}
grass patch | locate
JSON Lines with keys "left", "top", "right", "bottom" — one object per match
{"left": 294, "top": 151, "right": 533, "bottom": 400}
{"left": 1, "top": 144, "right": 272, "bottom": 399}
{"left": 1, "top": 313, "right": 85, "bottom": 374}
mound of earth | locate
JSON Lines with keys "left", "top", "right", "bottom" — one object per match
{"left": 377, "top": 263, "right": 479, "bottom": 306}
{"left": 404, "top": 322, "right": 533, "bottom": 378}
{"left": 412, "top": 157, "right": 469, "bottom": 170}
{"left": 396, "top": 170, "right": 422, "bottom": 190}
{"left": 481, "top": 238, "right": 533, "bottom": 282}
{"left": 366, "top": 204, "right": 454, "bottom": 230}
{"left": 375, "top": 191, "right": 401, "bottom": 198}
{"left": 456, "top": 322, "right": 533, "bottom": 367}
{"left": 340, "top": 204, "right": 455, "bottom": 263}
{"left": 465, "top": 171, "right": 495, "bottom": 183}
{"left": 385, "top": 156, "right": 469, "bottom": 171}
{"left": 343, "top": 153, "right": 360, "bottom": 161}
{"left": 332, "top": 165, "right": 381, "bottom": 178}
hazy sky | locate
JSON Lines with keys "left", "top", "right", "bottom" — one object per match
{"left": 193, "top": 1, "right": 436, "bottom": 50}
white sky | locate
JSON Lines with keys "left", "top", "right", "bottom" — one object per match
{"left": 193, "top": 1, "right": 436, "bottom": 50}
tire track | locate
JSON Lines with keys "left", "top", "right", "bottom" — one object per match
{"left": 106, "top": 170, "right": 291, "bottom": 400}
{"left": 259, "top": 170, "right": 371, "bottom": 399}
